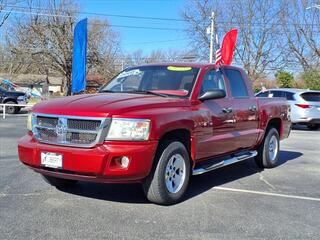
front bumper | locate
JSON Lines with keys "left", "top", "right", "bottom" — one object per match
{"left": 18, "top": 134, "right": 158, "bottom": 183}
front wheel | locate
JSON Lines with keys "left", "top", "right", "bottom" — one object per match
{"left": 255, "top": 128, "right": 280, "bottom": 168}
{"left": 143, "top": 141, "right": 191, "bottom": 205}
{"left": 4, "top": 101, "right": 18, "bottom": 114}
{"left": 42, "top": 175, "right": 78, "bottom": 188}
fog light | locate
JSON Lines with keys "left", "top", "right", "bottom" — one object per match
{"left": 120, "top": 156, "right": 130, "bottom": 168}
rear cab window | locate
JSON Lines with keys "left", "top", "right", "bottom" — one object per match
{"left": 300, "top": 92, "right": 320, "bottom": 102}
{"left": 224, "top": 68, "right": 249, "bottom": 97}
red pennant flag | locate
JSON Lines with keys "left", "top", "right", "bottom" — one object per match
{"left": 217, "top": 29, "right": 238, "bottom": 65}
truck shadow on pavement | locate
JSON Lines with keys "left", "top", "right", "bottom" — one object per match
{"left": 59, "top": 150, "right": 302, "bottom": 205}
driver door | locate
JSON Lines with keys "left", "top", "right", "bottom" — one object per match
{"left": 196, "top": 69, "right": 237, "bottom": 159}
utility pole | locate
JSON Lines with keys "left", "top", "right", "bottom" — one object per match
{"left": 209, "top": 11, "right": 215, "bottom": 63}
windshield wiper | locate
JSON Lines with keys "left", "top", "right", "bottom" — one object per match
{"left": 99, "top": 90, "right": 115, "bottom": 93}
{"left": 126, "top": 90, "right": 169, "bottom": 98}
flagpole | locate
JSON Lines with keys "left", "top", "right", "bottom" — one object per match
{"left": 209, "top": 11, "right": 215, "bottom": 64}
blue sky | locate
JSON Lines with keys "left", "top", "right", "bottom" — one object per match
{"left": 78, "top": 0, "right": 189, "bottom": 53}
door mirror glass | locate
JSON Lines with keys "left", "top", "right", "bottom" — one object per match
{"left": 199, "top": 89, "right": 226, "bottom": 101}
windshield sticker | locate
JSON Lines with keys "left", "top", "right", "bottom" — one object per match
{"left": 167, "top": 66, "right": 192, "bottom": 71}
{"left": 117, "top": 69, "right": 142, "bottom": 78}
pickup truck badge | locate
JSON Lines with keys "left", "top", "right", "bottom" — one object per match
{"left": 55, "top": 118, "right": 68, "bottom": 141}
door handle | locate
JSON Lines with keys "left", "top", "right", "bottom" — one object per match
{"left": 222, "top": 107, "right": 233, "bottom": 113}
{"left": 249, "top": 105, "right": 257, "bottom": 112}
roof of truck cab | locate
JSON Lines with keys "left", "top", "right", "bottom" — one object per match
{"left": 130, "top": 62, "right": 243, "bottom": 70}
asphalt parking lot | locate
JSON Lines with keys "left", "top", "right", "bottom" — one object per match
{"left": 1, "top": 114, "right": 320, "bottom": 240}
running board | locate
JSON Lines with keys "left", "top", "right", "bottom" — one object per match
{"left": 192, "top": 151, "right": 258, "bottom": 176}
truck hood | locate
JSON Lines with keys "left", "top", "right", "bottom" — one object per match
{"left": 32, "top": 93, "right": 190, "bottom": 117}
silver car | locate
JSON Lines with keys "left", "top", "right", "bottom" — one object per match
{"left": 256, "top": 88, "right": 320, "bottom": 130}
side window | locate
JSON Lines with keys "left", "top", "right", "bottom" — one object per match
{"left": 270, "top": 91, "right": 284, "bottom": 98}
{"left": 256, "top": 91, "right": 269, "bottom": 97}
{"left": 200, "top": 70, "right": 226, "bottom": 96}
{"left": 285, "top": 92, "right": 295, "bottom": 100}
{"left": 224, "top": 69, "right": 248, "bottom": 97}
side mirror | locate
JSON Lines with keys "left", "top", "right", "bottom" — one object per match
{"left": 198, "top": 89, "right": 226, "bottom": 101}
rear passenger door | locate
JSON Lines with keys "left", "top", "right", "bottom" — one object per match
{"left": 223, "top": 68, "right": 259, "bottom": 150}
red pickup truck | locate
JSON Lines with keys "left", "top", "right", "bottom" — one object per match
{"left": 18, "top": 63, "right": 291, "bottom": 205}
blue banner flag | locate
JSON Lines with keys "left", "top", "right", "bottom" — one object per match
{"left": 71, "top": 18, "right": 88, "bottom": 94}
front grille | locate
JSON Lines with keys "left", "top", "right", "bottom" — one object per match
{"left": 37, "top": 116, "right": 58, "bottom": 128}
{"left": 38, "top": 128, "right": 57, "bottom": 142}
{"left": 67, "top": 119, "right": 101, "bottom": 131}
{"left": 32, "top": 114, "right": 109, "bottom": 148}
{"left": 66, "top": 132, "right": 97, "bottom": 144}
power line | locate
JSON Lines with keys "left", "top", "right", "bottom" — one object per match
{"left": 2, "top": 5, "right": 319, "bottom": 28}
{"left": 2, "top": 5, "right": 187, "bottom": 22}
{"left": 1, "top": 10, "right": 185, "bottom": 31}
{"left": 123, "top": 38, "right": 188, "bottom": 45}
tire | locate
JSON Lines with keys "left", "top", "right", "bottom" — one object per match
{"left": 4, "top": 101, "right": 18, "bottom": 114}
{"left": 254, "top": 128, "right": 280, "bottom": 168}
{"left": 42, "top": 175, "right": 78, "bottom": 188}
{"left": 307, "top": 124, "right": 320, "bottom": 130}
{"left": 142, "top": 141, "right": 191, "bottom": 205}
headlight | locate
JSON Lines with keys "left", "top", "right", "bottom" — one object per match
{"left": 27, "top": 113, "right": 33, "bottom": 131}
{"left": 106, "top": 118, "right": 150, "bottom": 141}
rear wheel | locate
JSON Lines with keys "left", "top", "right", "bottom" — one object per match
{"left": 255, "top": 128, "right": 280, "bottom": 168}
{"left": 307, "top": 124, "right": 320, "bottom": 130}
{"left": 4, "top": 101, "right": 18, "bottom": 114}
{"left": 42, "top": 175, "right": 78, "bottom": 188}
{"left": 142, "top": 141, "right": 190, "bottom": 205}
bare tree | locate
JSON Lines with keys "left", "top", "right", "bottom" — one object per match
{"left": 6, "top": 0, "right": 120, "bottom": 94}
{"left": 279, "top": 0, "right": 320, "bottom": 71}
{"left": 182, "top": 0, "right": 286, "bottom": 81}
{"left": 0, "top": 0, "right": 17, "bottom": 28}
{"left": 122, "top": 49, "right": 197, "bottom": 69}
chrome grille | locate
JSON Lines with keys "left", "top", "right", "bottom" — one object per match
{"left": 66, "top": 132, "right": 97, "bottom": 144}
{"left": 67, "top": 119, "right": 101, "bottom": 131}
{"left": 32, "top": 114, "right": 109, "bottom": 148}
{"left": 37, "top": 116, "right": 58, "bottom": 128}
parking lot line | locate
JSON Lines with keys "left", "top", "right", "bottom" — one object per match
{"left": 214, "top": 187, "right": 320, "bottom": 202}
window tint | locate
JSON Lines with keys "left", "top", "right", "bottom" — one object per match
{"left": 224, "top": 69, "right": 248, "bottom": 97}
{"left": 200, "top": 70, "right": 226, "bottom": 95}
{"left": 256, "top": 91, "right": 269, "bottom": 97}
{"left": 270, "top": 91, "right": 284, "bottom": 98}
{"left": 300, "top": 92, "right": 320, "bottom": 102}
{"left": 285, "top": 92, "right": 295, "bottom": 100}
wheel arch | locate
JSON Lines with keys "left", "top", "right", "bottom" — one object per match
{"left": 157, "top": 128, "right": 195, "bottom": 166}
{"left": 266, "top": 118, "right": 282, "bottom": 138}
{"left": 3, "top": 98, "right": 17, "bottom": 104}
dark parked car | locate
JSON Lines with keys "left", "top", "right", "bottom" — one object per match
{"left": 0, "top": 86, "right": 28, "bottom": 114}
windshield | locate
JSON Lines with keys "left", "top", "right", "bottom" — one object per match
{"left": 100, "top": 65, "right": 200, "bottom": 97}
